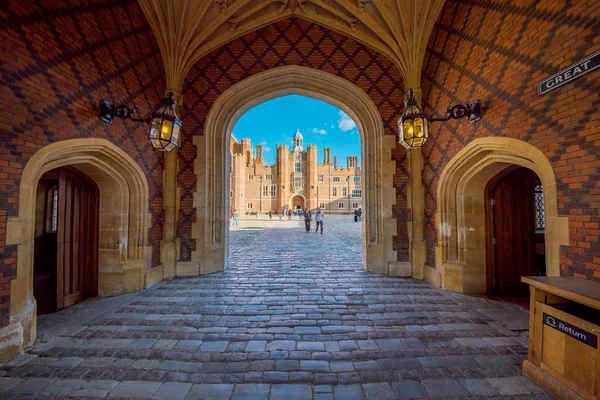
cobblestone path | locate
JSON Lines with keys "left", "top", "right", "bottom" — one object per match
{"left": 0, "top": 218, "right": 548, "bottom": 399}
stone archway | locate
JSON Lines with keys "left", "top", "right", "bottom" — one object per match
{"left": 5, "top": 138, "right": 153, "bottom": 358}
{"left": 433, "top": 137, "right": 569, "bottom": 293}
{"left": 187, "top": 66, "right": 397, "bottom": 276}
{"left": 290, "top": 194, "right": 306, "bottom": 211}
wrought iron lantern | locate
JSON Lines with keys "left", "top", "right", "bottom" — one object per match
{"left": 99, "top": 92, "right": 182, "bottom": 152}
{"left": 398, "top": 89, "right": 481, "bottom": 150}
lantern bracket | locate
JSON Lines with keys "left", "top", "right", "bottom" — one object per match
{"left": 429, "top": 100, "right": 481, "bottom": 124}
{"left": 99, "top": 100, "right": 152, "bottom": 124}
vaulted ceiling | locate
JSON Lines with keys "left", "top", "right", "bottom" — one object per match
{"left": 138, "top": 0, "right": 445, "bottom": 93}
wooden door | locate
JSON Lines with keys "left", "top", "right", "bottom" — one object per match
{"left": 56, "top": 167, "right": 99, "bottom": 310}
{"left": 487, "top": 167, "right": 538, "bottom": 297}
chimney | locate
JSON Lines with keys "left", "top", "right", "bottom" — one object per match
{"left": 334, "top": 156, "right": 337, "bottom": 168}
{"left": 256, "top": 145, "right": 263, "bottom": 161}
{"left": 347, "top": 157, "right": 352, "bottom": 168}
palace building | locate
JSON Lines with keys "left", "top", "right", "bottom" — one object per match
{"left": 230, "top": 130, "right": 362, "bottom": 214}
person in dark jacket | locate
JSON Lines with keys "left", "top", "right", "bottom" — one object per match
{"left": 303, "top": 208, "right": 312, "bottom": 232}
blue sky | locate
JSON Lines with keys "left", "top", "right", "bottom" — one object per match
{"left": 232, "top": 95, "right": 361, "bottom": 166}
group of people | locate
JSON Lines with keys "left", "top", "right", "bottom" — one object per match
{"left": 354, "top": 207, "right": 362, "bottom": 222}
{"left": 303, "top": 207, "right": 325, "bottom": 234}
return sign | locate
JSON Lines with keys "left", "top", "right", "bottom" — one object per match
{"left": 538, "top": 50, "right": 600, "bottom": 95}
{"left": 543, "top": 313, "right": 597, "bottom": 349}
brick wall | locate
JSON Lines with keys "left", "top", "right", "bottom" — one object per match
{"left": 178, "top": 18, "right": 407, "bottom": 261}
{"left": 422, "top": 0, "right": 600, "bottom": 280}
{"left": 0, "top": 0, "right": 166, "bottom": 326}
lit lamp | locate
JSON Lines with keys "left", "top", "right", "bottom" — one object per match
{"left": 398, "top": 89, "right": 481, "bottom": 150}
{"left": 99, "top": 92, "right": 182, "bottom": 152}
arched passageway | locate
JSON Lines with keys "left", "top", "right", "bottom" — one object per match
{"left": 6, "top": 139, "right": 153, "bottom": 352}
{"left": 190, "top": 66, "right": 398, "bottom": 276}
{"left": 432, "top": 137, "right": 569, "bottom": 294}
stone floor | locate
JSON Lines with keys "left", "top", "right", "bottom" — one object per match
{"left": 0, "top": 217, "right": 549, "bottom": 399}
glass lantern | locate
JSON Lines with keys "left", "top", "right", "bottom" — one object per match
{"left": 398, "top": 89, "right": 429, "bottom": 149}
{"left": 148, "top": 92, "right": 182, "bottom": 152}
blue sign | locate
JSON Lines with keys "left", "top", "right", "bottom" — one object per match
{"left": 538, "top": 50, "right": 600, "bottom": 95}
{"left": 543, "top": 312, "right": 597, "bottom": 349}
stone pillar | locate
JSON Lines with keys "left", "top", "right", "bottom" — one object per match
{"left": 279, "top": 145, "right": 289, "bottom": 210}
{"left": 408, "top": 88, "right": 426, "bottom": 280}
{"left": 162, "top": 90, "right": 181, "bottom": 280}
{"left": 307, "top": 145, "right": 317, "bottom": 209}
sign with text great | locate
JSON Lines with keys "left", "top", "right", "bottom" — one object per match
{"left": 538, "top": 50, "right": 600, "bottom": 95}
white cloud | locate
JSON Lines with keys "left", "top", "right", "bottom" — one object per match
{"left": 311, "top": 128, "right": 328, "bottom": 135}
{"left": 338, "top": 111, "right": 356, "bottom": 132}
{"left": 259, "top": 140, "right": 270, "bottom": 152}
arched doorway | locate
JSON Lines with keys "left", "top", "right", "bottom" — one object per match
{"left": 433, "top": 137, "right": 569, "bottom": 294}
{"left": 291, "top": 195, "right": 304, "bottom": 211}
{"left": 484, "top": 166, "right": 545, "bottom": 297}
{"left": 34, "top": 167, "right": 99, "bottom": 314}
{"left": 7, "top": 138, "right": 152, "bottom": 354}
{"left": 196, "top": 66, "right": 396, "bottom": 275}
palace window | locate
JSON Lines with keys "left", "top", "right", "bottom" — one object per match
{"left": 295, "top": 162, "right": 301, "bottom": 172}
{"left": 270, "top": 185, "right": 277, "bottom": 197}
{"left": 265, "top": 174, "right": 272, "bottom": 180}
{"left": 230, "top": 191, "right": 232, "bottom": 197}
{"left": 342, "top": 187, "right": 347, "bottom": 196}
{"left": 318, "top": 175, "right": 323, "bottom": 182}
{"left": 535, "top": 184, "right": 545, "bottom": 231}
{"left": 263, "top": 186, "right": 269, "bottom": 196}
{"left": 352, "top": 189, "right": 362, "bottom": 198}
{"left": 354, "top": 176, "right": 361, "bottom": 182}
{"left": 247, "top": 203, "right": 253, "bottom": 209}
{"left": 332, "top": 187, "right": 337, "bottom": 196}
{"left": 338, "top": 202, "right": 344, "bottom": 209}
{"left": 240, "top": 193, "right": 243, "bottom": 197}
{"left": 332, "top": 176, "right": 340, "bottom": 182}
{"left": 352, "top": 202, "right": 359, "bottom": 209}
{"left": 248, "top": 175, "right": 254, "bottom": 180}
{"left": 319, "top": 202, "right": 325, "bottom": 208}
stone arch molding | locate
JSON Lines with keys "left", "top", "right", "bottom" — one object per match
{"left": 6, "top": 138, "right": 153, "bottom": 352}
{"left": 434, "top": 137, "right": 569, "bottom": 293}
{"left": 184, "top": 66, "right": 398, "bottom": 277}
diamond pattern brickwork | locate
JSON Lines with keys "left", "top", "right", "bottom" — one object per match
{"left": 421, "top": 0, "right": 600, "bottom": 280}
{"left": 178, "top": 18, "right": 408, "bottom": 262}
{"left": 0, "top": 0, "right": 166, "bottom": 326}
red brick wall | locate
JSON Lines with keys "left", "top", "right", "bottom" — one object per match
{"left": 0, "top": 0, "right": 166, "bottom": 326}
{"left": 422, "top": 0, "right": 600, "bottom": 280}
{"left": 178, "top": 18, "right": 408, "bottom": 262}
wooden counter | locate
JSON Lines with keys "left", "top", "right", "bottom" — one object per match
{"left": 522, "top": 276, "right": 600, "bottom": 400}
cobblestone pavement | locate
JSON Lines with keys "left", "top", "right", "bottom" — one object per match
{"left": 0, "top": 217, "right": 548, "bottom": 399}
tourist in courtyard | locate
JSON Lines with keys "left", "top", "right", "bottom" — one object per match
{"left": 353, "top": 209, "right": 358, "bottom": 222}
{"left": 279, "top": 210, "right": 283, "bottom": 221}
{"left": 315, "top": 208, "right": 324, "bottom": 234}
{"left": 268, "top": 210, "right": 272, "bottom": 220}
{"left": 233, "top": 209, "right": 239, "bottom": 226}
{"left": 303, "top": 207, "right": 312, "bottom": 232}
{"left": 288, "top": 210, "right": 292, "bottom": 220}
{"left": 358, "top": 207, "right": 362, "bottom": 222}
{"left": 228, "top": 211, "right": 233, "bottom": 227}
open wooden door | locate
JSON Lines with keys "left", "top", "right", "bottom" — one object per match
{"left": 486, "top": 167, "right": 539, "bottom": 297}
{"left": 56, "top": 167, "right": 99, "bottom": 310}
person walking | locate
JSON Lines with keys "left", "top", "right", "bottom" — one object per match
{"left": 357, "top": 207, "right": 362, "bottom": 222}
{"left": 353, "top": 209, "right": 358, "bottom": 223}
{"left": 233, "top": 209, "right": 239, "bottom": 227}
{"left": 228, "top": 211, "right": 233, "bottom": 227}
{"left": 303, "top": 207, "right": 312, "bottom": 232}
{"left": 279, "top": 210, "right": 283, "bottom": 221}
{"left": 268, "top": 210, "right": 272, "bottom": 220}
{"left": 315, "top": 208, "right": 324, "bottom": 234}
{"left": 288, "top": 209, "right": 292, "bottom": 220}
